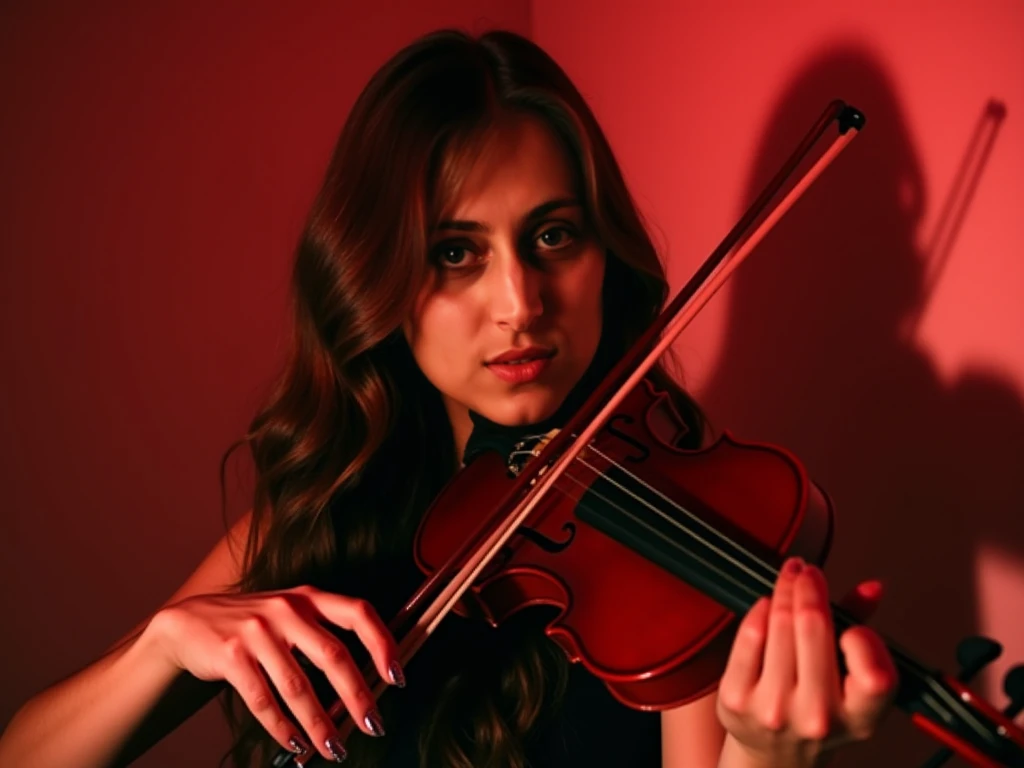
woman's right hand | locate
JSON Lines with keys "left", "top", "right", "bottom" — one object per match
{"left": 146, "top": 584, "right": 402, "bottom": 764}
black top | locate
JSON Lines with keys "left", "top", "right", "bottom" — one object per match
{"left": 322, "top": 548, "right": 662, "bottom": 768}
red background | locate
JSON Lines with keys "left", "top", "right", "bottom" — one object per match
{"left": 2, "top": 3, "right": 1021, "bottom": 766}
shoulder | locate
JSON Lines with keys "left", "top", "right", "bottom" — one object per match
{"left": 164, "top": 510, "right": 257, "bottom": 604}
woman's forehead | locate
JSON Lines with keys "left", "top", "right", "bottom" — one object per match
{"left": 432, "top": 116, "right": 577, "bottom": 223}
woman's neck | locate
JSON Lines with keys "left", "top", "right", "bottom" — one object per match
{"left": 443, "top": 398, "right": 474, "bottom": 466}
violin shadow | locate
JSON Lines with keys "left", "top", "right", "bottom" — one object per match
{"left": 694, "top": 46, "right": 1024, "bottom": 767}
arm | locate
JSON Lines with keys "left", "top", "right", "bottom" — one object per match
{"left": 661, "top": 691, "right": 725, "bottom": 768}
{"left": 661, "top": 691, "right": 783, "bottom": 768}
{"left": 1, "top": 510, "right": 402, "bottom": 767}
{"left": 0, "top": 513, "right": 251, "bottom": 767}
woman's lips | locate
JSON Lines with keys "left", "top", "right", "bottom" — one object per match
{"left": 486, "top": 357, "right": 552, "bottom": 384}
{"left": 484, "top": 350, "right": 555, "bottom": 384}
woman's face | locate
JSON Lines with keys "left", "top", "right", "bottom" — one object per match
{"left": 403, "top": 116, "right": 605, "bottom": 449}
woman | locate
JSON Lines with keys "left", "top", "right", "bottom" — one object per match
{"left": 0, "top": 28, "right": 897, "bottom": 768}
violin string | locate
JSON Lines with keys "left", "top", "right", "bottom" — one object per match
{"left": 572, "top": 448, "right": 941, "bottom": 680}
{"left": 553, "top": 459, "right": 774, "bottom": 606}
{"left": 544, "top": 446, "right": 940, "bottom": 676}
{"left": 517, "top": 433, "right": 779, "bottom": 596}
{"left": 505, "top": 439, "right": 994, "bottom": 747}
{"left": 585, "top": 447, "right": 778, "bottom": 585}
{"left": 534, "top": 446, "right": 985, "bottom": 741}
{"left": 510, "top": 435, "right": 987, "bottom": 740}
{"left": 552, "top": 468, "right": 770, "bottom": 616}
{"left": 541, "top": 462, "right": 987, "bottom": 744}
{"left": 583, "top": 447, "right": 961, "bottom": 678}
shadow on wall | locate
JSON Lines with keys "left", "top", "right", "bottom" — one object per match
{"left": 697, "top": 45, "right": 1023, "bottom": 767}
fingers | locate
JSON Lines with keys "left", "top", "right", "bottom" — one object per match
{"left": 296, "top": 587, "right": 405, "bottom": 689}
{"left": 287, "top": 620, "right": 386, "bottom": 739}
{"left": 793, "top": 565, "right": 839, "bottom": 689}
{"left": 719, "top": 596, "right": 770, "bottom": 713}
{"left": 242, "top": 617, "right": 351, "bottom": 763}
{"left": 237, "top": 588, "right": 401, "bottom": 763}
{"left": 756, "top": 557, "right": 802, "bottom": 725}
{"left": 219, "top": 642, "right": 319, "bottom": 763}
{"left": 274, "top": 590, "right": 398, "bottom": 742}
{"left": 837, "top": 579, "right": 884, "bottom": 623}
{"left": 719, "top": 557, "right": 897, "bottom": 754}
{"left": 719, "top": 558, "right": 807, "bottom": 721}
{"left": 792, "top": 565, "right": 841, "bottom": 738}
{"left": 839, "top": 625, "right": 898, "bottom": 739}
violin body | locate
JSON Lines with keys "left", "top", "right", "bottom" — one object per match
{"left": 414, "top": 378, "right": 834, "bottom": 710}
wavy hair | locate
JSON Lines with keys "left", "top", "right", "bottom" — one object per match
{"left": 219, "top": 28, "right": 706, "bottom": 768}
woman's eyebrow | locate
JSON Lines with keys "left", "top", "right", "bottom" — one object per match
{"left": 434, "top": 197, "right": 581, "bottom": 233}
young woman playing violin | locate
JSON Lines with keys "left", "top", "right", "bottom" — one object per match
{"left": 0, "top": 29, "right": 898, "bottom": 768}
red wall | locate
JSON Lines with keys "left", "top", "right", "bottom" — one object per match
{"left": 2, "top": 3, "right": 1021, "bottom": 767}
{"left": 0, "top": 3, "right": 529, "bottom": 766}
{"left": 534, "top": 2, "right": 1024, "bottom": 766}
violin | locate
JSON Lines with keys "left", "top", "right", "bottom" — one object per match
{"left": 271, "top": 101, "right": 1024, "bottom": 767}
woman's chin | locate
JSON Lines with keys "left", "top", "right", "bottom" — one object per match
{"left": 481, "top": 392, "right": 564, "bottom": 427}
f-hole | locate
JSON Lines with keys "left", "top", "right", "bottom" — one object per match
{"left": 606, "top": 415, "right": 650, "bottom": 462}
{"left": 515, "top": 522, "right": 576, "bottom": 553}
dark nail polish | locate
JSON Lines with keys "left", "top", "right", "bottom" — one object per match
{"left": 388, "top": 660, "right": 406, "bottom": 688}
{"left": 364, "top": 708, "right": 386, "bottom": 737}
{"left": 290, "top": 737, "right": 310, "bottom": 766}
{"left": 325, "top": 736, "right": 347, "bottom": 762}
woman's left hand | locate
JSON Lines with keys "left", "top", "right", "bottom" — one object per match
{"left": 715, "top": 557, "right": 898, "bottom": 767}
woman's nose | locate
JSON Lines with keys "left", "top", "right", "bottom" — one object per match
{"left": 489, "top": 253, "right": 543, "bottom": 332}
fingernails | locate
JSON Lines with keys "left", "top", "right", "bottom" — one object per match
{"left": 784, "top": 556, "right": 805, "bottom": 575}
{"left": 388, "top": 660, "right": 406, "bottom": 688}
{"left": 325, "top": 736, "right": 347, "bottom": 762}
{"left": 364, "top": 708, "right": 386, "bottom": 737}
{"left": 289, "top": 737, "right": 310, "bottom": 766}
{"left": 859, "top": 579, "right": 884, "bottom": 599}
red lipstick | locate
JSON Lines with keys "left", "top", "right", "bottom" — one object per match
{"left": 485, "top": 346, "right": 555, "bottom": 384}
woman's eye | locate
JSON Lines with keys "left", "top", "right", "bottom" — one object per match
{"left": 432, "top": 244, "right": 475, "bottom": 269}
{"left": 535, "top": 226, "right": 575, "bottom": 251}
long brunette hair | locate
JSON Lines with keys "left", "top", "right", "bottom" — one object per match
{"left": 220, "top": 28, "right": 705, "bottom": 767}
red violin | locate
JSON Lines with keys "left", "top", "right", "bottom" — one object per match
{"left": 418, "top": 376, "right": 835, "bottom": 711}
{"left": 271, "top": 101, "right": 1024, "bottom": 768}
